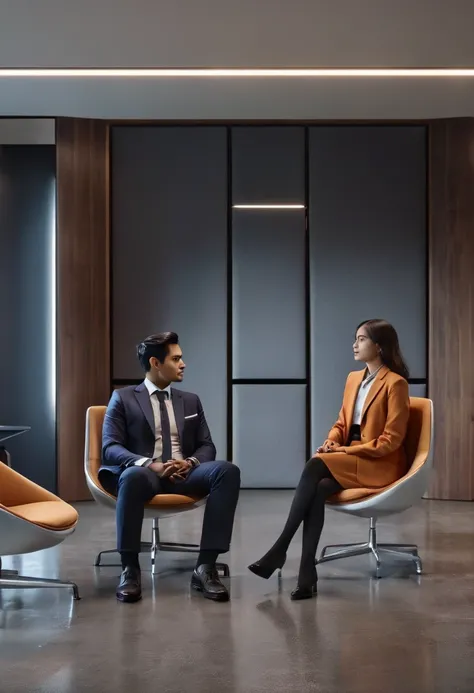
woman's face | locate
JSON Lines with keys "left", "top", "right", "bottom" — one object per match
{"left": 353, "top": 326, "right": 380, "bottom": 363}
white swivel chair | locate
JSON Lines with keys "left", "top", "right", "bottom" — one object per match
{"left": 84, "top": 406, "right": 229, "bottom": 576}
{"left": 0, "top": 463, "right": 79, "bottom": 599}
{"left": 317, "top": 397, "right": 434, "bottom": 577}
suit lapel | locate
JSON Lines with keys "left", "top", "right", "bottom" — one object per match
{"left": 134, "top": 383, "right": 155, "bottom": 435}
{"left": 171, "top": 389, "right": 184, "bottom": 445}
{"left": 361, "top": 366, "right": 390, "bottom": 420}
{"left": 345, "top": 369, "right": 365, "bottom": 425}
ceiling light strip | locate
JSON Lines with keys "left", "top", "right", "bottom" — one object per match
{"left": 233, "top": 204, "right": 305, "bottom": 209}
{"left": 1, "top": 68, "right": 474, "bottom": 78}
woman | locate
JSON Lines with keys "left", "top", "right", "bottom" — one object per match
{"left": 248, "top": 319, "right": 410, "bottom": 600}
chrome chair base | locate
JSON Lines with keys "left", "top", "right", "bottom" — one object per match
{"left": 0, "top": 572, "right": 80, "bottom": 600}
{"left": 317, "top": 517, "right": 422, "bottom": 578}
{"left": 94, "top": 518, "right": 230, "bottom": 577}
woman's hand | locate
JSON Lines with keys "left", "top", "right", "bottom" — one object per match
{"left": 315, "top": 440, "right": 340, "bottom": 455}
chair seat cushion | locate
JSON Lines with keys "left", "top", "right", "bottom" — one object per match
{"left": 146, "top": 494, "right": 203, "bottom": 507}
{"left": 6, "top": 500, "right": 78, "bottom": 530}
{"left": 328, "top": 467, "right": 420, "bottom": 504}
{"left": 90, "top": 476, "right": 205, "bottom": 509}
{"left": 328, "top": 487, "right": 380, "bottom": 504}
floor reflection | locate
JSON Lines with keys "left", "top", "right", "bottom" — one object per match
{"left": 0, "top": 493, "right": 473, "bottom": 693}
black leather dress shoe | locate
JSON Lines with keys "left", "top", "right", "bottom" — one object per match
{"left": 191, "top": 564, "right": 229, "bottom": 602}
{"left": 116, "top": 566, "right": 142, "bottom": 603}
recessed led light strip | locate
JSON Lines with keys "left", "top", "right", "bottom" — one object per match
{"left": 48, "top": 180, "right": 56, "bottom": 417}
{"left": 0, "top": 68, "right": 474, "bottom": 78}
{"left": 233, "top": 204, "right": 305, "bottom": 209}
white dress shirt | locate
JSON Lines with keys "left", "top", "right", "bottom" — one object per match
{"left": 134, "top": 379, "right": 184, "bottom": 467}
{"left": 352, "top": 366, "right": 383, "bottom": 426}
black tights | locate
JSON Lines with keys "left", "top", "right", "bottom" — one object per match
{"left": 270, "top": 456, "right": 342, "bottom": 581}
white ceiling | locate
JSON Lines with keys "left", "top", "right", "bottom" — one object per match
{"left": 1, "top": 0, "right": 474, "bottom": 119}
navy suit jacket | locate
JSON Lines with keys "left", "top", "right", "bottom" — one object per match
{"left": 99, "top": 382, "right": 216, "bottom": 491}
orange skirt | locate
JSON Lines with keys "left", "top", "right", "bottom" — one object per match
{"left": 318, "top": 444, "right": 407, "bottom": 490}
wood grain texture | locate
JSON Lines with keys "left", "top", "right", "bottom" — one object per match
{"left": 428, "top": 118, "right": 474, "bottom": 500}
{"left": 56, "top": 118, "right": 110, "bottom": 501}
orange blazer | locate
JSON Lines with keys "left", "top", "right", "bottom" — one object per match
{"left": 318, "top": 366, "right": 410, "bottom": 489}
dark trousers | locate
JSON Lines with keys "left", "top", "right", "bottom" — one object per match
{"left": 114, "top": 461, "right": 240, "bottom": 555}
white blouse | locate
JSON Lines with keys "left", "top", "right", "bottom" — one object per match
{"left": 352, "top": 366, "right": 383, "bottom": 425}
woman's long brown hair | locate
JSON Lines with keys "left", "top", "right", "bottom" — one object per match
{"left": 356, "top": 319, "right": 410, "bottom": 380}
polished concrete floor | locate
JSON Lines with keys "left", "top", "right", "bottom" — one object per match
{"left": 1, "top": 491, "right": 474, "bottom": 693}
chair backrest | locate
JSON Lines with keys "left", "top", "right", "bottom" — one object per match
{"left": 404, "top": 397, "right": 433, "bottom": 474}
{"left": 84, "top": 406, "right": 107, "bottom": 486}
{"left": 0, "top": 462, "right": 60, "bottom": 508}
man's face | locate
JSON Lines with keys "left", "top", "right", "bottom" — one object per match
{"left": 152, "top": 343, "right": 186, "bottom": 383}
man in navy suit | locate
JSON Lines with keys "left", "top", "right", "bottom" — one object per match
{"left": 100, "top": 332, "right": 240, "bottom": 603}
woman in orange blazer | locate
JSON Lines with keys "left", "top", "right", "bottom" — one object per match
{"left": 249, "top": 319, "right": 410, "bottom": 600}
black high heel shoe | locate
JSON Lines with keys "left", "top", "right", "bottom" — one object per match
{"left": 248, "top": 550, "right": 287, "bottom": 579}
{"left": 290, "top": 565, "right": 318, "bottom": 600}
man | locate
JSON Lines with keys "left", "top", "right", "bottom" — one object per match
{"left": 100, "top": 332, "right": 240, "bottom": 603}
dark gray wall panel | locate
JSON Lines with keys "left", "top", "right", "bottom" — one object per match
{"left": 112, "top": 127, "right": 227, "bottom": 457}
{"left": 309, "top": 126, "right": 427, "bottom": 449}
{"left": 232, "top": 211, "right": 306, "bottom": 378}
{"left": 233, "top": 384, "right": 306, "bottom": 488}
{"left": 232, "top": 127, "right": 305, "bottom": 204}
{"left": 409, "top": 384, "right": 427, "bottom": 398}
{"left": 0, "top": 146, "right": 56, "bottom": 490}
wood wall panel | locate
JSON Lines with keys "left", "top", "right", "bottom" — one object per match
{"left": 428, "top": 118, "right": 474, "bottom": 500}
{"left": 56, "top": 118, "right": 110, "bottom": 501}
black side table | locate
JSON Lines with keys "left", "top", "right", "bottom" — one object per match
{"left": 0, "top": 426, "right": 31, "bottom": 467}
